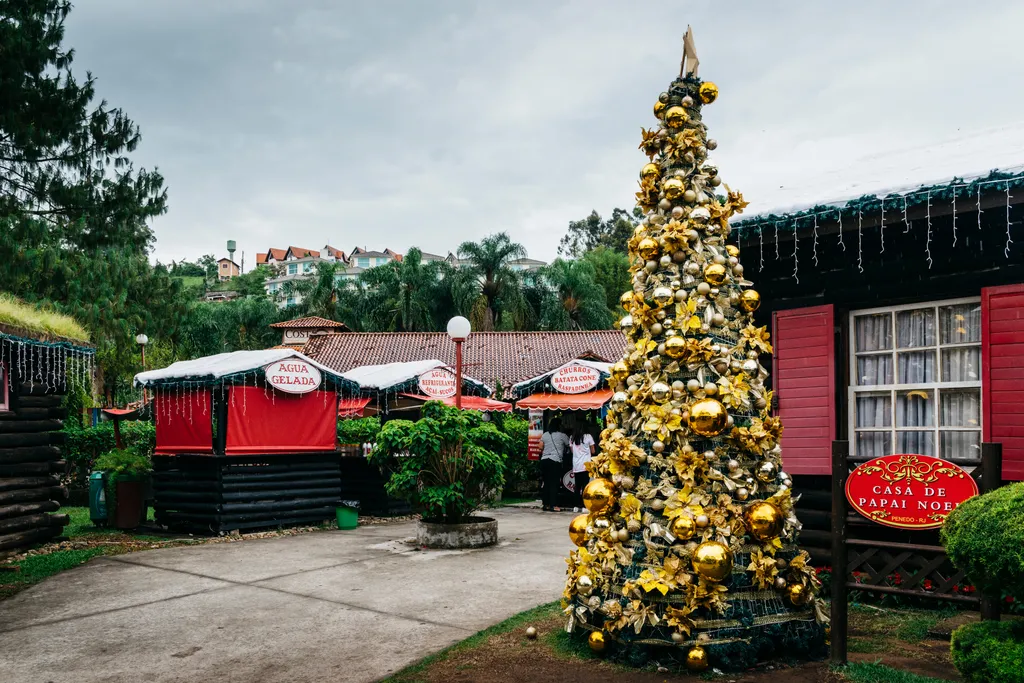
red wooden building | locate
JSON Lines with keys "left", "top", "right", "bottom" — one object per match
{"left": 732, "top": 169, "right": 1024, "bottom": 558}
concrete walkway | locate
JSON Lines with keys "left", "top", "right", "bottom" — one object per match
{"left": 0, "top": 507, "right": 573, "bottom": 683}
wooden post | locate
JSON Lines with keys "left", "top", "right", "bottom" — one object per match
{"left": 830, "top": 439, "right": 850, "bottom": 665}
{"left": 979, "top": 442, "right": 1003, "bottom": 622}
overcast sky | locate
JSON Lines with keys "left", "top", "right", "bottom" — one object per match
{"left": 64, "top": 0, "right": 1024, "bottom": 266}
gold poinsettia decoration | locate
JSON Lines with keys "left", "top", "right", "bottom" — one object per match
{"left": 725, "top": 187, "right": 750, "bottom": 215}
{"left": 740, "top": 324, "right": 774, "bottom": 354}
{"left": 717, "top": 373, "right": 751, "bottom": 410}
{"left": 663, "top": 605, "right": 696, "bottom": 637}
{"left": 638, "top": 127, "right": 661, "bottom": 159}
{"left": 730, "top": 418, "right": 774, "bottom": 454}
{"left": 747, "top": 548, "right": 780, "bottom": 589}
{"left": 622, "top": 599, "right": 661, "bottom": 634}
{"left": 684, "top": 579, "right": 729, "bottom": 614}
{"left": 635, "top": 178, "right": 659, "bottom": 212}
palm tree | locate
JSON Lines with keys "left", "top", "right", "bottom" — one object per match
{"left": 540, "top": 258, "right": 613, "bottom": 331}
{"left": 455, "top": 232, "right": 527, "bottom": 331}
{"left": 358, "top": 248, "right": 443, "bottom": 331}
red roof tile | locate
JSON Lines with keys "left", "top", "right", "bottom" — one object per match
{"left": 303, "top": 331, "right": 625, "bottom": 391}
{"left": 286, "top": 246, "right": 320, "bottom": 259}
{"left": 256, "top": 252, "right": 268, "bottom": 265}
{"left": 266, "top": 248, "right": 287, "bottom": 261}
{"left": 269, "top": 316, "right": 350, "bottom": 330}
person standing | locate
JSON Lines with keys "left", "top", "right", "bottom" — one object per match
{"left": 568, "top": 421, "right": 596, "bottom": 511}
{"left": 540, "top": 418, "right": 569, "bottom": 511}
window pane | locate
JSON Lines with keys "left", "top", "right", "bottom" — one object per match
{"left": 897, "top": 430, "right": 935, "bottom": 455}
{"left": 896, "top": 308, "right": 936, "bottom": 348}
{"left": 941, "top": 347, "right": 981, "bottom": 382}
{"left": 939, "top": 304, "right": 981, "bottom": 344}
{"left": 856, "top": 393, "right": 891, "bottom": 428}
{"left": 896, "top": 389, "right": 934, "bottom": 427}
{"left": 940, "top": 389, "right": 981, "bottom": 428}
{"left": 941, "top": 431, "right": 981, "bottom": 462}
{"left": 855, "top": 431, "right": 891, "bottom": 459}
{"left": 855, "top": 313, "right": 892, "bottom": 352}
{"left": 857, "top": 355, "right": 893, "bottom": 386}
{"left": 897, "top": 351, "right": 936, "bottom": 383}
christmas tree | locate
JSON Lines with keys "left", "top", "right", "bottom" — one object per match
{"left": 564, "top": 28, "right": 828, "bottom": 672}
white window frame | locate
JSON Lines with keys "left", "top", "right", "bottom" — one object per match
{"left": 848, "top": 296, "right": 982, "bottom": 463}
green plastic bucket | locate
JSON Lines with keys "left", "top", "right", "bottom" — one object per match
{"left": 336, "top": 505, "right": 358, "bottom": 530}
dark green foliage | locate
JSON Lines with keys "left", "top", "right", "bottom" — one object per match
{"left": 839, "top": 662, "right": 948, "bottom": 683}
{"left": 94, "top": 448, "right": 152, "bottom": 511}
{"left": 582, "top": 246, "right": 631, "bottom": 316}
{"left": 370, "top": 402, "right": 508, "bottom": 523}
{"left": 497, "top": 415, "right": 538, "bottom": 495}
{"left": 950, "top": 620, "right": 1024, "bottom": 683}
{"left": 558, "top": 208, "right": 641, "bottom": 257}
{"left": 539, "top": 258, "right": 613, "bottom": 331}
{"left": 456, "top": 233, "right": 528, "bottom": 331}
{"left": 64, "top": 422, "right": 155, "bottom": 487}
{"left": 941, "top": 482, "right": 1024, "bottom": 600}
{"left": 337, "top": 417, "right": 382, "bottom": 445}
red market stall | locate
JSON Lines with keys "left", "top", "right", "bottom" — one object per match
{"left": 134, "top": 349, "right": 359, "bottom": 534}
{"left": 512, "top": 359, "right": 613, "bottom": 507}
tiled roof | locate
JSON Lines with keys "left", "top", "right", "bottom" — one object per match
{"left": 303, "top": 330, "right": 626, "bottom": 390}
{"left": 269, "top": 315, "right": 350, "bottom": 330}
{"left": 323, "top": 245, "right": 346, "bottom": 260}
{"left": 287, "top": 246, "right": 320, "bottom": 259}
{"left": 263, "top": 248, "right": 287, "bottom": 261}
{"left": 256, "top": 252, "right": 268, "bottom": 264}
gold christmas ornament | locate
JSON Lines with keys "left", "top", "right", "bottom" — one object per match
{"left": 611, "top": 360, "right": 629, "bottom": 381}
{"left": 569, "top": 514, "right": 589, "bottom": 546}
{"left": 756, "top": 461, "right": 778, "bottom": 482}
{"left": 703, "top": 263, "right": 727, "bottom": 286}
{"left": 692, "top": 541, "right": 733, "bottom": 582}
{"left": 739, "top": 289, "right": 761, "bottom": 312}
{"left": 688, "top": 398, "right": 729, "bottom": 437}
{"left": 726, "top": 245, "right": 740, "bottom": 257}
{"left": 577, "top": 575, "right": 594, "bottom": 596}
{"left": 664, "top": 336, "right": 687, "bottom": 359}
{"left": 588, "top": 631, "right": 607, "bottom": 653}
{"left": 619, "top": 291, "right": 635, "bottom": 311}
{"left": 787, "top": 582, "right": 810, "bottom": 606}
{"left": 653, "top": 100, "right": 666, "bottom": 119}
{"left": 640, "top": 163, "right": 660, "bottom": 181}
{"left": 525, "top": 626, "right": 538, "bottom": 639}
{"left": 665, "top": 106, "right": 688, "bottom": 128}
{"left": 744, "top": 501, "right": 784, "bottom": 541}
{"left": 662, "top": 177, "right": 684, "bottom": 200}
{"left": 619, "top": 315, "right": 633, "bottom": 331}
{"left": 699, "top": 81, "right": 719, "bottom": 104}
{"left": 637, "top": 237, "right": 660, "bottom": 261}
{"left": 686, "top": 646, "right": 709, "bottom": 672}
{"left": 650, "top": 382, "right": 671, "bottom": 403}
{"left": 669, "top": 514, "right": 696, "bottom": 540}
{"left": 583, "top": 478, "right": 616, "bottom": 514}
{"left": 652, "top": 287, "right": 674, "bottom": 307}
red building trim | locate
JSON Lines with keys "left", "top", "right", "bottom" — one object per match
{"left": 982, "top": 284, "right": 1024, "bottom": 479}
{"left": 772, "top": 305, "right": 836, "bottom": 475}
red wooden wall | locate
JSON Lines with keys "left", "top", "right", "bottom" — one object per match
{"left": 982, "top": 284, "right": 1024, "bottom": 479}
{"left": 772, "top": 305, "right": 836, "bottom": 475}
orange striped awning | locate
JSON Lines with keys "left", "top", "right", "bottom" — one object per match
{"left": 515, "top": 389, "right": 613, "bottom": 411}
{"left": 338, "top": 397, "right": 372, "bottom": 418}
{"left": 399, "top": 393, "right": 513, "bottom": 413}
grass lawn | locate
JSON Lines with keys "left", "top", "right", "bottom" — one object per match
{"left": 383, "top": 601, "right": 961, "bottom": 682}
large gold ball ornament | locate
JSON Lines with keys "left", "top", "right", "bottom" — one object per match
{"left": 640, "top": 163, "right": 660, "bottom": 181}
{"left": 611, "top": 391, "right": 628, "bottom": 408}
{"left": 787, "top": 582, "right": 810, "bottom": 606}
{"left": 685, "top": 646, "right": 709, "bottom": 672}
{"left": 569, "top": 514, "right": 589, "bottom": 547}
{"left": 619, "top": 291, "right": 635, "bottom": 311}
{"left": 665, "top": 106, "right": 688, "bottom": 128}
{"left": 650, "top": 382, "right": 671, "bottom": 403}
{"left": 577, "top": 575, "right": 594, "bottom": 596}
{"left": 662, "top": 177, "right": 684, "bottom": 200}
{"left": 583, "top": 478, "right": 615, "bottom": 514}
{"left": 664, "top": 335, "right": 687, "bottom": 359}
{"left": 726, "top": 245, "right": 740, "bottom": 257}
{"left": 669, "top": 514, "right": 696, "bottom": 541}
{"left": 703, "top": 263, "right": 728, "bottom": 286}
{"left": 652, "top": 287, "right": 673, "bottom": 307}
{"left": 699, "top": 82, "right": 719, "bottom": 104}
{"left": 619, "top": 315, "right": 633, "bottom": 331}
{"left": 611, "top": 360, "right": 629, "bottom": 381}
{"left": 588, "top": 631, "right": 607, "bottom": 653}
{"left": 692, "top": 541, "right": 733, "bottom": 582}
{"left": 756, "top": 461, "right": 778, "bottom": 482}
{"left": 688, "top": 398, "right": 729, "bottom": 437}
{"left": 744, "top": 501, "right": 784, "bottom": 541}
{"left": 739, "top": 289, "right": 761, "bottom": 312}
{"left": 637, "top": 237, "right": 660, "bottom": 261}
{"left": 653, "top": 100, "right": 666, "bottom": 119}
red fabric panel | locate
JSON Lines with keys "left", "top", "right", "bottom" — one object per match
{"left": 773, "top": 305, "right": 835, "bottom": 475}
{"left": 154, "top": 390, "right": 214, "bottom": 455}
{"left": 338, "top": 397, "right": 371, "bottom": 418}
{"left": 982, "top": 284, "right": 1024, "bottom": 480}
{"left": 399, "top": 393, "right": 514, "bottom": 412}
{"left": 226, "top": 386, "right": 337, "bottom": 455}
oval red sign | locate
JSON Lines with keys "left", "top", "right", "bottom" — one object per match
{"left": 845, "top": 454, "right": 979, "bottom": 530}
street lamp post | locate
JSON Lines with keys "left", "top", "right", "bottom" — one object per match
{"left": 446, "top": 316, "right": 471, "bottom": 409}
{"left": 136, "top": 334, "right": 149, "bottom": 403}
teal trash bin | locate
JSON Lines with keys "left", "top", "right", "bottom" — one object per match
{"left": 336, "top": 501, "right": 359, "bottom": 530}
{"left": 89, "top": 471, "right": 108, "bottom": 526}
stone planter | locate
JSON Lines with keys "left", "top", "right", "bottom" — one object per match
{"left": 416, "top": 516, "right": 498, "bottom": 549}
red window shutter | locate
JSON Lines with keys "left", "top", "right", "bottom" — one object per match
{"left": 982, "top": 284, "right": 1024, "bottom": 480}
{"left": 772, "top": 305, "right": 836, "bottom": 475}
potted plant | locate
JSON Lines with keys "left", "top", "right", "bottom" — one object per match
{"left": 370, "top": 401, "right": 508, "bottom": 548}
{"left": 93, "top": 449, "right": 152, "bottom": 530}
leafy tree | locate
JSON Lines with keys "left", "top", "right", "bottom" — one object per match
{"left": 582, "top": 245, "right": 631, "bottom": 314}
{"left": 196, "top": 254, "right": 218, "bottom": 282}
{"left": 231, "top": 265, "right": 272, "bottom": 297}
{"left": 539, "top": 258, "right": 613, "bottom": 330}
{"left": 558, "top": 207, "right": 642, "bottom": 257}
{"left": 455, "top": 233, "right": 527, "bottom": 331}
{"left": 168, "top": 260, "right": 205, "bottom": 278}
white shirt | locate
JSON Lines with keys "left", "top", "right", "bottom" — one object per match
{"left": 570, "top": 434, "right": 595, "bottom": 473}
{"left": 541, "top": 431, "right": 570, "bottom": 462}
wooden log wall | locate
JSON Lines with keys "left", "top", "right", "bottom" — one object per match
{"left": 338, "top": 447, "right": 411, "bottom": 517}
{"left": 0, "top": 349, "right": 72, "bottom": 558}
{"left": 153, "top": 453, "right": 343, "bottom": 534}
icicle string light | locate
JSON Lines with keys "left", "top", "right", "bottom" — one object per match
{"left": 774, "top": 222, "right": 780, "bottom": 259}
{"left": 792, "top": 218, "right": 799, "bottom": 283}
{"left": 879, "top": 195, "right": 886, "bottom": 254}
{"left": 758, "top": 225, "right": 764, "bottom": 271}
{"left": 837, "top": 209, "right": 845, "bottom": 251}
{"left": 926, "top": 191, "right": 933, "bottom": 269}
{"left": 978, "top": 186, "right": 984, "bottom": 252}
{"left": 812, "top": 213, "right": 819, "bottom": 265}
{"left": 952, "top": 185, "right": 958, "bottom": 247}
{"left": 857, "top": 208, "right": 863, "bottom": 273}
{"left": 1006, "top": 182, "right": 1014, "bottom": 258}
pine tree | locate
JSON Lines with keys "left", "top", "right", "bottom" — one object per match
{"left": 564, "top": 33, "right": 828, "bottom": 672}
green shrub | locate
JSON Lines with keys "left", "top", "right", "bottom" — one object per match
{"left": 63, "top": 421, "right": 156, "bottom": 488}
{"left": 497, "top": 415, "right": 538, "bottom": 494}
{"left": 951, "top": 619, "right": 1024, "bottom": 683}
{"left": 369, "top": 401, "right": 508, "bottom": 523}
{"left": 337, "top": 417, "right": 381, "bottom": 445}
{"left": 941, "top": 482, "right": 1024, "bottom": 599}
{"left": 94, "top": 449, "right": 152, "bottom": 511}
